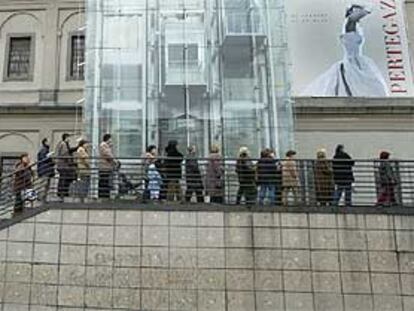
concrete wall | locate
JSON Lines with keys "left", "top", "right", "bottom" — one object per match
{"left": 1, "top": 209, "right": 414, "bottom": 311}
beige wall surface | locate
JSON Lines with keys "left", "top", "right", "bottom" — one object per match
{"left": 0, "top": 109, "right": 80, "bottom": 160}
{"left": 0, "top": 0, "right": 84, "bottom": 107}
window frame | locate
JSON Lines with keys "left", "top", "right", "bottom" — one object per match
{"left": 67, "top": 31, "right": 85, "bottom": 81}
{"left": 3, "top": 33, "right": 36, "bottom": 82}
{"left": 167, "top": 43, "right": 199, "bottom": 66}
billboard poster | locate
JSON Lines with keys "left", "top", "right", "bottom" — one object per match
{"left": 286, "top": 0, "right": 414, "bottom": 97}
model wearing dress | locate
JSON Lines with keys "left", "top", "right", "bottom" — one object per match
{"left": 303, "top": 5, "right": 389, "bottom": 97}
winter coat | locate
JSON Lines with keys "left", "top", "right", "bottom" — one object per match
{"left": 13, "top": 161, "right": 33, "bottom": 193}
{"left": 332, "top": 151, "right": 355, "bottom": 185}
{"left": 257, "top": 158, "right": 280, "bottom": 185}
{"left": 164, "top": 148, "right": 183, "bottom": 180}
{"left": 76, "top": 146, "right": 91, "bottom": 176}
{"left": 186, "top": 155, "right": 203, "bottom": 186}
{"left": 205, "top": 152, "right": 223, "bottom": 196}
{"left": 56, "top": 141, "right": 73, "bottom": 171}
{"left": 314, "top": 159, "right": 335, "bottom": 202}
{"left": 378, "top": 161, "right": 397, "bottom": 186}
{"left": 282, "top": 159, "right": 299, "bottom": 188}
{"left": 148, "top": 165, "right": 163, "bottom": 192}
{"left": 236, "top": 158, "right": 256, "bottom": 187}
{"left": 37, "top": 145, "right": 55, "bottom": 178}
{"left": 99, "top": 142, "right": 116, "bottom": 171}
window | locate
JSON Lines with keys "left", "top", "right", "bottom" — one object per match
{"left": 69, "top": 34, "right": 85, "bottom": 80}
{"left": 187, "top": 44, "right": 198, "bottom": 65}
{"left": 168, "top": 43, "right": 198, "bottom": 66}
{"left": 6, "top": 37, "right": 32, "bottom": 80}
{"left": 168, "top": 44, "right": 184, "bottom": 65}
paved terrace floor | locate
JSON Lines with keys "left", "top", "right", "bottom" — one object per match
{"left": 1, "top": 203, "right": 414, "bottom": 311}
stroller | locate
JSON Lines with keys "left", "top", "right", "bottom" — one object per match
{"left": 118, "top": 172, "right": 143, "bottom": 199}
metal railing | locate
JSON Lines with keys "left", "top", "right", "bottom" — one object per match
{"left": 1, "top": 157, "right": 414, "bottom": 219}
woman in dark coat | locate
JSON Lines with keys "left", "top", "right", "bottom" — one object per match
{"left": 376, "top": 151, "right": 397, "bottom": 206}
{"left": 13, "top": 153, "right": 33, "bottom": 214}
{"left": 164, "top": 140, "right": 184, "bottom": 201}
{"left": 236, "top": 147, "right": 257, "bottom": 205}
{"left": 314, "top": 149, "right": 334, "bottom": 206}
{"left": 185, "top": 146, "right": 204, "bottom": 203}
{"left": 332, "top": 144, "right": 355, "bottom": 206}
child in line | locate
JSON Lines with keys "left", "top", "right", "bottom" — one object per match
{"left": 148, "top": 163, "right": 163, "bottom": 201}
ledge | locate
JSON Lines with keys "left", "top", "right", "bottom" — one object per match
{"left": 0, "top": 104, "right": 80, "bottom": 114}
{"left": 294, "top": 97, "right": 414, "bottom": 115}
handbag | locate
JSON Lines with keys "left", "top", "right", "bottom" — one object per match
{"left": 70, "top": 178, "right": 89, "bottom": 197}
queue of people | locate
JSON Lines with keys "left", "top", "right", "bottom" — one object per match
{"left": 10, "top": 137, "right": 401, "bottom": 215}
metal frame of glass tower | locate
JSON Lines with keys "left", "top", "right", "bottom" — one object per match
{"left": 85, "top": 0, "right": 294, "bottom": 158}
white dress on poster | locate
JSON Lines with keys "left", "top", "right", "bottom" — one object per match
{"left": 302, "top": 18, "right": 389, "bottom": 97}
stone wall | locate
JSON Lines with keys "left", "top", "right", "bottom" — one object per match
{"left": 0, "top": 0, "right": 85, "bottom": 106}
{"left": 1, "top": 209, "right": 414, "bottom": 311}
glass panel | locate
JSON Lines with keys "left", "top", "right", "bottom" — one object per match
{"left": 85, "top": 0, "right": 294, "bottom": 158}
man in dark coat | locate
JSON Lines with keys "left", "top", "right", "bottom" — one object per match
{"left": 37, "top": 138, "right": 55, "bottom": 202}
{"left": 257, "top": 149, "right": 279, "bottom": 205}
{"left": 37, "top": 139, "right": 55, "bottom": 178}
{"left": 164, "top": 140, "right": 184, "bottom": 201}
{"left": 185, "top": 146, "right": 204, "bottom": 203}
{"left": 236, "top": 147, "right": 257, "bottom": 205}
{"left": 332, "top": 144, "right": 355, "bottom": 206}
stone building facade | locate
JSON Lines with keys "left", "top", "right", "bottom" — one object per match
{"left": 0, "top": 0, "right": 413, "bottom": 162}
{"left": 0, "top": 0, "right": 85, "bottom": 161}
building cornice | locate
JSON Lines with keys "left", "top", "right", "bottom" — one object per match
{"left": 0, "top": 105, "right": 79, "bottom": 114}
{"left": 294, "top": 97, "right": 414, "bottom": 115}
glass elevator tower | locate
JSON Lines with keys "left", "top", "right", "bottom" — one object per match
{"left": 85, "top": 0, "right": 294, "bottom": 157}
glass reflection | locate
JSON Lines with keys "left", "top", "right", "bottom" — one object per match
{"left": 85, "top": 0, "right": 294, "bottom": 158}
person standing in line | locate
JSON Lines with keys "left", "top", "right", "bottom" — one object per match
{"left": 332, "top": 144, "right": 355, "bottom": 207}
{"left": 235, "top": 147, "right": 256, "bottom": 205}
{"left": 268, "top": 148, "right": 282, "bottom": 206}
{"left": 256, "top": 149, "right": 278, "bottom": 206}
{"left": 99, "top": 134, "right": 117, "bottom": 199}
{"left": 185, "top": 146, "right": 204, "bottom": 203}
{"left": 164, "top": 140, "right": 184, "bottom": 202}
{"left": 13, "top": 153, "right": 33, "bottom": 214}
{"left": 76, "top": 139, "right": 91, "bottom": 202}
{"left": 282, "top": 150, "right": 300, "bottom": 206}
{"left": 56, "top": 133, "right": 76, "bottom": 201}
{"left": 142, "top": 145, "right": 158, "bottom": 203}
{"left": 37, "top": 138, "right": 55, "bottom": 203}
{"left": 148, "top": 162, "right": 163, "bottom": 201}
{"left": 205, "top": 144, "right": 224, "bottom": 204}
{"left": 376, "top": 151, "right": 397, "bottom": 206}
{"left": 314, "top": 149, "right": 335, "bottom": 206}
